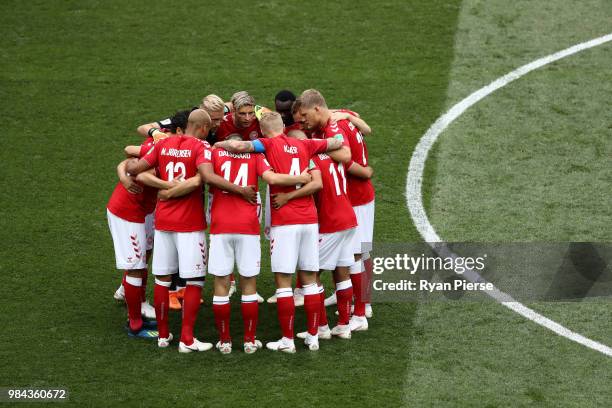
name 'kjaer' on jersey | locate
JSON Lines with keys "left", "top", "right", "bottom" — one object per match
{"left": 209, "top": 148, "right": 271, "bottom": 235}
{"left": 142, "top": 135, "right": 212, "bottom": 232}
{"left": 257, "top": 134, "right": 329, "bottom": 226}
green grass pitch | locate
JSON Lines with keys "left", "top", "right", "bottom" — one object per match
{"left": 0, "top": 0, "right": 610, "bottom": 407}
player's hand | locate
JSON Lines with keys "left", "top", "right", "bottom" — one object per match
{"left": 330, "top": 111, "right": 350, "bottom": 123}
{"left": 240, "top": 185, "right": 257, "bottom": 204}
{"left": 158, "top": 189, "right": 171, "bottom": 201}
{"left": 297, "top": 169, "right": 312, "bottom": 184}
{"left": 271, "top": 193, "right": 289, "bottom": 209}
{"left": 121, "top": 175, "right": 143, "bottom": 194}
{"left": 152, "top": 129, "right": 168, "bottom": 143}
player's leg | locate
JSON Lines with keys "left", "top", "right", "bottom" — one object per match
{"left": 151, "top": 230, "right": 179, "bottom": 347}
{"left": 209, "top": 234, "right": 234, "bottom": 354}
{"left": 107, "top": 210, "right": 156, "bottom": 338}
{"left": 139, "top": 212, "right": 156, "bottom": 320}
{"left": 266, "top": 225, "right": 298, "bottom": 353}
{"left": 235, "top": 234, "right": 262, "bottom": 353}
{"left": 297, "top": 223, "right": 321, "bottom": 351}
{"left": 357, "top": 201, "right": 375, "bottom": 318}
{"left": 331, "top": 229, "right": 357, "bottom": 338}
{"left": 176, "top": 230, "right": 212, "bottom": 353}
{"left": 168, "top": 274, "right": 182, "bottom": 310}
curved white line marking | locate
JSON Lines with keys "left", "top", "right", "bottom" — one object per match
{"left": 406, "top": 33, "right": 612, "bottom": 357}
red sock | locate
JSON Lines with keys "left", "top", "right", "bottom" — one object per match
{"left": 336, "top": 282, "right": 353, "bottom": 325}
{"left": 276, "top": 290, "right": 295, "bottom": 339}
{"left": 318, "top": 287, "right": 328, "bottom": 327}
{"left": 351, "top": 272, "right": 366, "bottom": 317}
{"left": 124, "top": 277, "right": 143, "bottom": 332}
{"left": 241, "top": 294, "right": 259, "bottom": 343}
{"left": 363, "top": 257, "right": 373, "bottom": 303}
{"left": 140, "top": 269, "right": 148, "bottom": 303}
{"left": 154, "top": 282, "right": 170, "bottom": 339}
{"left": 213, "top": 296, "right": 231, "bottom": 343}
{"left": 303, "top": 284, "right": 320, "bottom": 336}
{"left": 180, "top": 284, "right": 202, "bottom": 345}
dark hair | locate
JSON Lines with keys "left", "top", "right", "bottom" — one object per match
{"left": 274, "top": 90, "right": 296, "bottom": 103}
{"left": 167, "top": 109, "right": 191, "bottom": 133}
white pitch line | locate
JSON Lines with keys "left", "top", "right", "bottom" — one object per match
{"left": 406, "top": 33, "right": 612, "bottom": 357}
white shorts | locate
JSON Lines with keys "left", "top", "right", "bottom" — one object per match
{"left": 352, "top": 200, "right": 375, "bottom": 254}
{"left": 152, "top": 230, "right": 207, "bottom": 279}
{"left": 319, "top": 228, "right": 356, "bottom": 271}
{"left": 270, "top": 224, "right": 319, "bottom": 273}
{"left": 145, "top": 212, "right": 154, "bottom": 251}
{"left": 208, "top": 234, "right": 261, "bottom": 277}
{"left": 107, "top": 209, "right": 148, "bottom": 270}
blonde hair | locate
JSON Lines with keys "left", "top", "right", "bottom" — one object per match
{"left": 299, "top": 89, "right": 327, "bottom": 109}
{"left": 200, "top": 94, "right": 225, "bottom": 113}
{"left": 259, "top": 111, "right": 284, "bottom": 135}
{"left": 231, "top": 91, "right": 255, "bottom": 111}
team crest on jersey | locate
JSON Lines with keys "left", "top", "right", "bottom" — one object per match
{"left": 249, "top": 131, "right": 259, "bottom": 140}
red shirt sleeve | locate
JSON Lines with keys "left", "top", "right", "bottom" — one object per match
{"left": 142, "top": 143, "right": 158, "bottom": 167}
{"left": 256, "top": 153, "right": 272, "bottom": 176}
{"left": 304, "top": 138, "right": 328, "bottom": 157}
{"left": 196, "top": 141, "right": 212, "bottom": 167}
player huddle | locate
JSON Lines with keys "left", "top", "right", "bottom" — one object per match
{"left": 106, "top": 89, "right": 375, "bottom": 354}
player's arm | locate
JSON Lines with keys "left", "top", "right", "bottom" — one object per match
{"left": 158, "top": 175, "right": 202, "bottom": 200}
{"left": 261, "top": 168, "right": 311, "bottom": 186}
{"left": 117, "top": 159, "right": 143, "bottom": 194}
{"left": 126, "top": 157, "right": 153, "bottom": 175}
{"left": 213, "top": 140, "right": 256, "bottom": 153}
{"left": 346, "top": 161, "right": 374, "bottom": 179}
{"left": 136, "top": 122, "right": 168, "bottom": 142}
{"left": 124, "top": 145, "right": 141, "bottom": 158}
{"left": 325, "top": 137, "right": 351, "bottom": 164}
{"left": 331, "top": 111, "right": 371, "bottom": 135}
{"left": 271, "top": 169, "right": 323, "bottom": 209}
{"left": 198, "top": 163, "right": 257, "bottom": 203}
{"left": 135, "top": 170, "right": 176, "bottom": 190}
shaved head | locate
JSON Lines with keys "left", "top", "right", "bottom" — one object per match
{"left": 287, "top": 129, "right": 307, "bottom": 140}
{"left": 188, "top": 109, "right": 212, "bottom": 128}
{"left": 186, "top": 109, "right": 212, "bottom": 139}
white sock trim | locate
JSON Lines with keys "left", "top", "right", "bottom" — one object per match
{"left": 317, "top": 285, "right": 325, "bottom": 294}
{"left": 241, "top": 294, "right": 259, "bottom": 303}
{"left": 125, "top": 276, "right": 142, "bottom": 287}
{"left": 336, "top": 280, "right": 353, "bottom": 291}
{"left": 350, "top": 261, "right": 363, "bottom": 274}
{"left": 186, "top": 280, "right": 204, "bottom": 287}
{"left": 213, "top": 295, "right": 230, "bottom": 305}
{"left": 302, "top": 283, "right": 319, "bottom": 296}
{"left": 276, "top": 288, "right": 293, "bottom": 298}
{"left": 361, "top": 251, "right": 371, "bottom": 261}
{"left": 155, "top": 278, "right": 172, "bottom": 287}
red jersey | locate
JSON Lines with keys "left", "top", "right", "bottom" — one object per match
{"left": 142, "top": 135, "right": 211, "bottom": 232}
{"left": 209, "top": 148, "right": 271, "bottom": 235}
{"left": 312, "top": 153, "right": 357, "bottom": 233}
{"left": 313, "top": 116, "right": 375, "bottom": 206}
{"left": 216, "top": 113, "right": 262, "bottom": 141}
{"left": 258, "top": 135, "right": 328, "bottom": 226}
{"left": 107, "top": 138, "right": 158, "bottom": 223}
